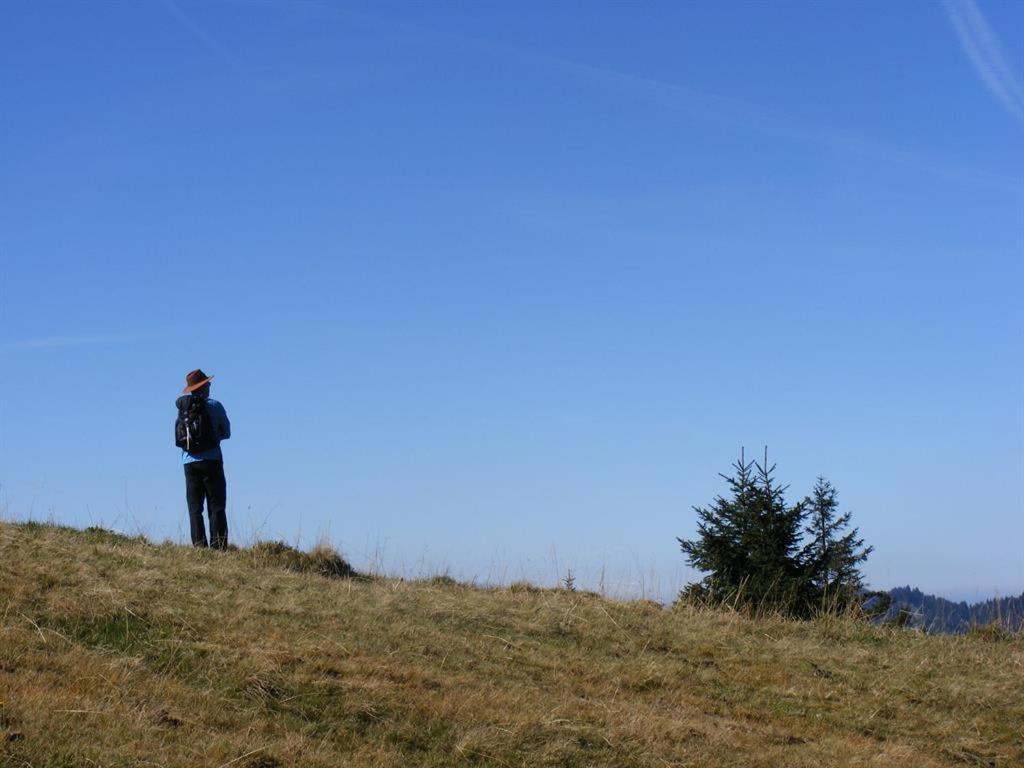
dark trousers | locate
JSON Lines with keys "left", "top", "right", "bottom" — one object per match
{"left": 184, "top": 460, "right": 228, "bottom": 549}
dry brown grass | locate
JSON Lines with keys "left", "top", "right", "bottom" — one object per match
{"left": 1, "top": 521, "right": 1020, "bottom": 767}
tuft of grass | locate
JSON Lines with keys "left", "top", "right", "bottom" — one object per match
{"left": 426, "top": 574, "right": 460, "bottom": 588}
{"left": 508, "top": 580, "right": 542, "bottom": 594}
{"left": 966, "top": 621, "right": 1016, "bottom": 642}
{"left": 249, "top": 539, "right": 361, "bottom": 580}
{"left": 0, "top": 520, "right": 1020, "bottom": 768}
{"left": 81, "top": 526, "right": 146, "bottom": 546}
{"left": 17, "top": 520, "right": 78, "bottom": 536}
{"left": 44, "top": 610, "right": 155, "bottom": 654}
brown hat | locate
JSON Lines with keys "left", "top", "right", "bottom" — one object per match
{"left": 183, "top": 368, "right": 214, "bottom": 394}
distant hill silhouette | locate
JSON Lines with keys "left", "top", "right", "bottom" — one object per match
{"left": 884, "top": 586, "right": 1024, "bottom": 634}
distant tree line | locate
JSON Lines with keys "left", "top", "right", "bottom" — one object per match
{"left": 882, "top": 586, "right": 1024, "bottom": 634}
{"left": 677, "top": 449, "right": 873, "bottom": 618}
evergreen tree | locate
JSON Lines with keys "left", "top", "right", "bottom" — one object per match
{"left": 746, "top": 453, "right": 810, "bottom": 611}
{"left": 801, "top": 477, "right": 872, "bottom": 608}
{"left": 677, "top": 450, "right": 758, "bottom": 603}
{"left": 678, "top": 449, "right": 810, "bottom": 614}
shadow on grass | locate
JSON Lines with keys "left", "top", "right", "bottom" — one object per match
{"left": 38, "top": 608, "right": 209, "bottom": 680}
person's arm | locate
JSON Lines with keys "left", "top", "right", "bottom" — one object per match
{"left": 215, "top": 402, "right": 231, "bottom": 441}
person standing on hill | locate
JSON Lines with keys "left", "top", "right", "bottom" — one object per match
{"left": 175, "top": 369, "right": 231, "bottom": 549}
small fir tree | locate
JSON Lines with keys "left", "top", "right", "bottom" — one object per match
{"left": 801, "top": 477, "right": 872, "bottom": 608}
{"left": 746, "top": 453, "right": 810, "bottom": 611}
{"left": 678, "top": 449, "right": 810, "bottom": 614}
{"left": 677, "top": 450, "right": 758, "bottom": 603}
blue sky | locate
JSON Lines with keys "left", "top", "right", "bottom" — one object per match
{"left": 1, "top": 0, "right": 1021, "bottom": 603}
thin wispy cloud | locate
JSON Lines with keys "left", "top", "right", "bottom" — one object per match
{"left": 944, "top": 0, "right": 1024, "bottom": 129}
{"left": 508, "top": 43, "right": 1016, "bottom": 192}
{"left": 279, "top": 1, "right": 1016, "bottom": 193}
{"left": 159, "top": 0, "right": 247, "bottom": 75}
{"left": 0, "top": 332, "right": 161, "bottom": 351}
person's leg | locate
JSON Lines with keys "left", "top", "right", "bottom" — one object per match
{"left": 184, "top": 463, "right": 209, "bottom": 547}
{"left": 204, "top": 460, "right": 228, "bottom": 550}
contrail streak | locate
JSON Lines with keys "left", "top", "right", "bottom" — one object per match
{"left": 944, "top": 0, "right": 1024, "bottom": 128}
{"left": 283, "top": 0, "right": 1018, "bottom": 191}
{"left": 159, "top": 0, "right": 246, "bottom": 75}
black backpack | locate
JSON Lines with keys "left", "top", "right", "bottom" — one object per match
{"left": 174, "top": 394, "right": 218, "bottom": 453}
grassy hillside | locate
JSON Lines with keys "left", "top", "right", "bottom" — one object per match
{"left": 1, "top": 522, "right": 1020, "bottom": 768}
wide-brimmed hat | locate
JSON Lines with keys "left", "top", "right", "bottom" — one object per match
{"left": 183, "top": 368, "right": 215, "bottom": 394}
